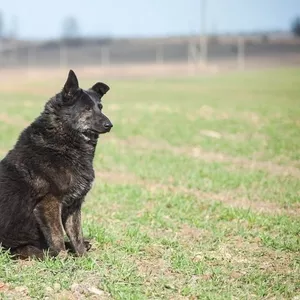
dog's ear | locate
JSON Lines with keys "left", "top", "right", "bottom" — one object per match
{"left": 90, "top": 82, "right": 110, "bottom": 98}
{"left": 62, "top": 70, "right": 79, "bottom": 99}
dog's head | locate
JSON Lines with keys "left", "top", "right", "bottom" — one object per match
{"left": 53, "top": 70, "right": 113, "bottom": 137}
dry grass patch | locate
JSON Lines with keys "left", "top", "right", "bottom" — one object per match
{"left": 95, "top": 170, "right": 299, "bottom": 216}
{"left": 106, "top": 135, "right": 300, "bottom": 178}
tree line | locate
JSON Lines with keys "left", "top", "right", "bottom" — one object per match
{"left": 1, "top": 10, "right": 300, "bottom": 40}
{"left": 0, "top": 11, "right": 80, "bottom": 39}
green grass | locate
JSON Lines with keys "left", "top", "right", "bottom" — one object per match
{"left": 0, "top": 67, "right": 299, "bottom": 299}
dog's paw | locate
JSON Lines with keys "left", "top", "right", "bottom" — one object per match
{"left": 56, "top": 250, "right": 69, "bottom": 260}
{"left": 84, "top": 240, "right": 92, "bottom": 252}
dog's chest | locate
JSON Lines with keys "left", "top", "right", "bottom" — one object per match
{"left": 62, "top": 168, "right": 94, "bottom": 206}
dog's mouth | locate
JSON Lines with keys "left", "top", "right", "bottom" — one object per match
{"left": 90, "top": 128, "right": 111, "bottom": 135}
{"left": 91, "top": 124, "right": 113, "bottom": 134}
{"left": 82, "top": 128, "right": 110, "bottom": 140}
{"left": 89, "top": 129, "right": 101, "bottom": 135}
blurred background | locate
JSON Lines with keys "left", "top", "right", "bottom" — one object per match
{"left": 0, "top": 0, "right": 300, "bottom": 78}
{"left": 0, "top": 2, "right": 300, "bottom": 298}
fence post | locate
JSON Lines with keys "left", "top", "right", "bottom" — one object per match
{"left": 0, "top": 39, "right": 2, "bottom": 68}
{"left": 188, "top": 42, "right": 197, "bottom": 73}
{"left": 100, "top": 46, "right": 110, "bottom": 66}
{"left": 200, "top": 37, "right": 207, "bottom": 66}
{"left": 59, "top": 41, "right": 68, "bottom": 69}
{"left": 156, "top": 44, "right": 163, "bottom": 64}
{"left": 237, "top": 36, "right": 245, "bottom": 70}
{"left": 27, "top": 45, "right": 36, "bottom": 72}
{"left": 10, "top": 40, "right": 18, "bottom": 66}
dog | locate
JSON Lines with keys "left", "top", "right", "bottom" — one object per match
{"left": 0, "top": 70, "right": 112, "bottom": 259}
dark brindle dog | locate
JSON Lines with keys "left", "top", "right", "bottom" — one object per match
{"left": 0, "top": 70, "right": 112, "bottom": 259}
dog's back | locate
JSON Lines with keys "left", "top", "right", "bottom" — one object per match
{"left": 0, "top": 131, "right": 46, "bottom": 249}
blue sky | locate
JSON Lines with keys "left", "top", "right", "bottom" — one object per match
{"left": 1, "top": 0, "right": 300, "bottom": 39}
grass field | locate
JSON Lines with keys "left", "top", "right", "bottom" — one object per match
{"left": 0, "top": 67, "right": 299, "bottom": 299}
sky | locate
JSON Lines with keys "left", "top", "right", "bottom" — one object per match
{"left": 1, "top": 0, "right": 300, "bottom": 39}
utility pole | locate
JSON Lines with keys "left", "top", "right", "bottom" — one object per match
{"left": 200, "top": 0, "right": 207, "bottom": 65}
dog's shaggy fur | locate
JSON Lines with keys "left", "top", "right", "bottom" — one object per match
{"left": 0, "top": 70, "right": 112, "bottom": 259}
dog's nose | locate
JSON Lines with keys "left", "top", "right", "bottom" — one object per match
{"left": 103, "top": 122, "right": 113, "bottom": 129}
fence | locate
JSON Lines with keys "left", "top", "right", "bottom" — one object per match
{"left": 0, "top": 35, "right": 300, "bottom": 74}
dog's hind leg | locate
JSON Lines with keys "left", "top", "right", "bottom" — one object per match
{"left": 11, "top": 245, "right": 45, "bottom": 260}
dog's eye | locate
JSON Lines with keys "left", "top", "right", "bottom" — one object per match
{"left": 85, "top": 105, "right": 92, "bottom": 111}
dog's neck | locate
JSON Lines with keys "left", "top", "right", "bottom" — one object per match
{"left": 80, "top": 131, "right": 99, "bottom": 146}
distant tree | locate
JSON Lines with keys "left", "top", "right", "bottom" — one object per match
{"left": 0, "top": 11, "right": 4, "bottom": 38}
{"left": 291, "top": 16, "right": 300, "bottom": 37}
{"left": 9, "top": 15, "right": 19, "bottom": 39}
{"left": 61, "top": 16, "right": 80, "bottom": 39}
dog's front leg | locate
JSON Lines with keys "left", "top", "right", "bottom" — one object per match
{"left": 62, "top": 205, "right": 87, "bottom": 256}
{"left": 34, "top": 194, "right": 66, "bottom": 256}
